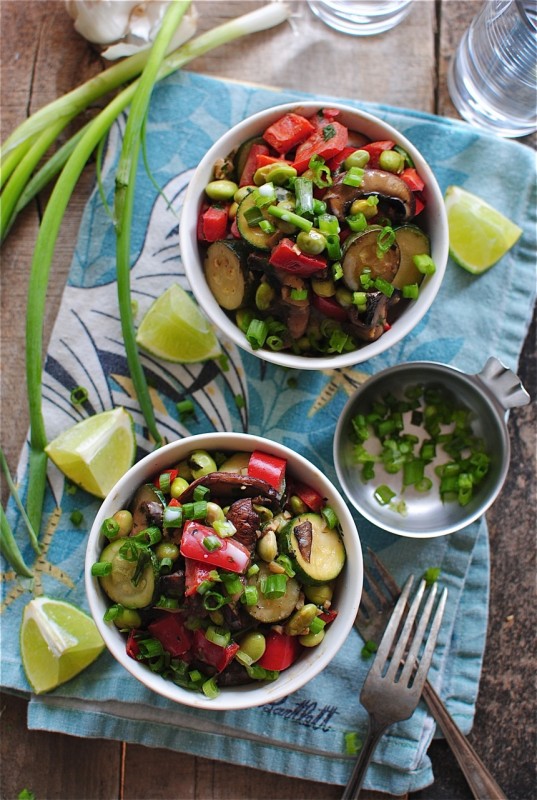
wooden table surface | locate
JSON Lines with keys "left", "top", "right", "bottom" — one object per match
{"left": 1, "top": 2, "right": 535, "bottom": 798}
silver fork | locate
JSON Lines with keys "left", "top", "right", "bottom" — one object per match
{"left": 356, "top": 549, "right": 507, "bottom": 800}
{"left": 342, "top": 574, "right": 447, "bottom": 800}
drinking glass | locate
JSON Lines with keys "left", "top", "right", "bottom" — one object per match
{"left": 448, "top": 0, "right": 537, "bottom": 138}
{"left": 306, "top": 0, "right": 414, "bottom": 36}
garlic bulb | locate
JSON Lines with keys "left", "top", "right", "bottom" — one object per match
{"left": 66, "top": 1, "right": 198, "bottom": 59}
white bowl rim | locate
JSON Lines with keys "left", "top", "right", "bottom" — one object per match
{"left": 85, "top": 432, "right": 363, "bottom": 710}
{"left": 180, "top": 100, "right": 449, "bottom": 371}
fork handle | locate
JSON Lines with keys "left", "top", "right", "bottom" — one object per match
{"left": 341, "top": 716, "right": 388, "bottom": 800}
{"left": 422, "top": 679, "right": 507, "bottom": 800}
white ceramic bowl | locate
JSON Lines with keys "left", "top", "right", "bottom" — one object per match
{"left": 180, "top": 102, "right": 449, "bottom": 371}
{"left": 85, "top": 432, "right": 363, "bottom": 710}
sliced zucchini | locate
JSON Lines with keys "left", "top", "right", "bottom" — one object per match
{"left": 218, "top": 451, "right": 250, "bottom": 474}
{"left": 98, "top": 538, "right": 155, "bottom": 608}
{"left": 392, "top": 225, "right": 431, "bottom": 289}
{"left": 342, "top": 226, "right": 400, "bottom": 290}
{"left": 204, "top": 240, "right": 251, "bottom": 311}
{"left": 130, "top": 483, "right": 165, "bottom": 536}
{"left": 279, "top": 513, "right": 345, "bottom": 586}
{"left": 236, "top": 191, "right": 282, "bottom": 251}
{"left": 246, "top": 563, "right": 300, "bottom": 623}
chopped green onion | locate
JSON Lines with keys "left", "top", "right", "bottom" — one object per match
{"left": 241, "top": 585, "right": 259, "bottom": 605}
{"left": 308, "top": 154, "right": 332, "bottom": 187}
{"left": 321, "top": 505, "right": 338, "bottom": 529}
{"left": 260, "top": 572, "right": 287, "bottom": 599}
{"left": 376, "top": 225, "right": 396, "bottom": 255}
{"left": 344, "top": 731, "right": 363, "bottom": 756}
{"left": 309, "top": 616, "right": 326, "bottom": 635}
{"left": 69, "top": 510, "right": 84, "bottom": 526}
{"left": 244, "top": 205, "right": 265, "bottom": 225}
{"left": 182, "top": 501, "right": 208, "bottom": 520}
{"left": 212, "top": 519, "right": 237, "bottom": 538}
{"left": 423, "top": 566, "right": 441, "bottom": 586}
{"left": 205, "top": 625, "right": 231, "bottom": 647}
{"left": 220, "top": 572, "right": 243, "bottom": 594}
{"left": 176, "top": 398, "right": 195, "bottom": 421}
{"left": 70, "top": 386, "right": 88, "bottom": 405}
{"left": 374, "top": 277, "right": 395, "bottom": 297}
{"left": 202, "top": 590, "right": 228, "bottom": 611}
{"left": 413, "top": 254, "right": 436, "bottom": 275}
{"left": 202, "top": 677, "right": 220, "bottom": 698}
{"left": 267, "top": 204, "right": 313, "bottom": 232}
{"left": 246, "top": 318, "right": 269, "bottom": 350}
{"left": 343, "top": 167, "right": 365, "bottom": 187}
{"left": 402, "top": 283, "right": 419, "bottom": 300}
{"left": 294, "top": 177, "right": 314, "bottom": 216}
{"left": 163, "top": 505, "right": 183, "bottom": 528}
{"left": 202, "top": 535, "right": 222, "bottom": 552}
{"left": 133, "top": 526, "right": 162, "bottom": 545}
{"left": 346, "top": 212, "right": 367, "bottom": 232}
{"left": 259, "top": 219, "right": 276, "bottom": 234}
{"left": 318, "top": 213, "right": 339, "bottom": 235}
{"left": 374, "top": 485, "right": 396, "bottom": 505}
{"left": 361, "top": 639, "right": 378, "bottom": 659}
{"left": 91, "top": 561, "right": 112, "bottom": 577}
{"left": 101, "top": 518, "right": 120, "bottom": 540}
{"left": 290, "top": 288, "right": 309, "bottom": 301}
{"left": 325, "top": 233, "right": 342, "bottom": 260}
{"left": 275, "top": 554, "right": 295, "bottom": 577}
{"left": 193, "top": 484, "right": 210, "bottom": 502}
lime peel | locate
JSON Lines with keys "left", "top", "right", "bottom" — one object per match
{"left": 136, "top": 283, "right": 221, "bottom": 363}
{"left": 445, "top": 185, "right": 522, "bottom": 274}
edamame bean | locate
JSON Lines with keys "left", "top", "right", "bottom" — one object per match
{"left": 284, "top": 604, "right": 319, "bottom": 636}
{"left": 205, "top": 502, "right": 225, "bottom": 525}
{"left": 170, "top": 476, "right": 190, "bottom": 498}
{"left": 205, "top": 179, "right": 238, "bottom": 201}
{"left": 296, "top": 229, "right": 326, "bottom": 255}
{"left": 188, "top": 450, "right": 217, "bottom": 479}
{"left": 289, "top": 495, "right": 308, "bottom": 515}
{"left": 344, "top": 150, "right": 370, "bottom": 170}
{"left": 155, "top": 541, "right": 180, "bottom": 562}
{"left": 299, "top": 629, "right": 325, "bottom": 647}
{"left": 379, "top": 149, "right": 405, "bottom": 173}
{"left": 335, "top": 287, "right": 354, "bottom": 308}
{"left": 257, "top": 530, "right": 278, "bottom": 562}
{"left": 255, "top": 282, "right": 275, "bottom": 311}
{"left": 238, "top": 631, "right": 266, "bottom": 663}
{"left": 304, "top": 583, "right": 334, "bottom": 606}
{"left": 112, "top": 509, "right": 133, "bottom": 537}
{"left": 113, "top": 608, "right": 142, "bottom": 630}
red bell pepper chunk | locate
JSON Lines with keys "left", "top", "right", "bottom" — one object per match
{"left": 148, "top": 613, "right": 192, "bottom": 657}
{"left": 126, "top": 630, "right": 141, "bottom": 659}
{"left": 361, "top": 140, "right": 396, "bottom": 169}
{"left": 247, "top": 449, "right": 287, "bottom": 492}
{"left": 192, "top": 628, "right": 240, "bottom": 673}
{"left": 184, "top": 557, "right": 217, "bottom": 597}
{"left": 311, "top": 293, "right": 349, "bottom": 323}
{"left": 319, "top": 609, "right": 338, "bottom": 625}
{"left": 292, "top": 120, "right": 348, "bottom": 174}
{"left": 255, "top": 153, "right": 292, "bottom": 169}
{"left": 326, "top": 145, "right": 358, "bottom": 172}
{"left": 400, "top": 167, "right": 425, "bottom": 192}
{"left": 239, "top": 142, "right": 270, "bottom": 186}
{"left": 263, "top": 113, "right": 316, "bottom": 155}
{"left": 291, "top": 480, "right": 325, "bottom": 513}
{"left": 413, "top": 194, "right": 425, "bottom": 216}
{"left": 198, "top": 205, "right": 229, "bottom": 242}
{"left": 257, "top": 631, "right": 302, "bottom": 671}
{"left": 269, "top": 238, "right": 327, "bottom": 278}
{"left": 179, "top": 520, "right": 251, "bottom": 574}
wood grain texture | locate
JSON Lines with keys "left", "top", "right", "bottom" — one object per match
{"left": 1, "top": 2, "right": 535, "bottom": 799}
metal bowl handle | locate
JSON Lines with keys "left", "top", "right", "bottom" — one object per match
{"left": 475, "top": 357, "right": 530, "bottom": 414}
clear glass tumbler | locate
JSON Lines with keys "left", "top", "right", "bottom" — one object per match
{"left": 448, "top": 0, "right": 537, "bottom": 138}
{"left": 306, "top": 0, "right": 414, "bottom": 36}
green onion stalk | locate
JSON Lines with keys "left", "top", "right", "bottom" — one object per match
{"left": 20, "top": 2, "right": 291, "bottom": 537}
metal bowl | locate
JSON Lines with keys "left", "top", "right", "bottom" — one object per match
{"left": 334, "top": 357, "right": 530, "bottom": 538}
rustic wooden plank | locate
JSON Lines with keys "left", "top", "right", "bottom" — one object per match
{"left": 0, "top": 691, "right": 121, "bottom": 799}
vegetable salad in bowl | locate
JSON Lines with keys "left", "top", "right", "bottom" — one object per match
{"left": 86, "top": 433, "right": 363, "bottom": 710}
{"left": 180, "top": 103, "right": 448, "bottom": 370}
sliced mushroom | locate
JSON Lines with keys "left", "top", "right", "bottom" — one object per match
{"left": 225, "top": 498, "right": 260, "bottom": 555}
{"left": 178, "top": 472, "right": 280, "bottom": 505}
{"left": 325, "top": 169, "right": 415, "bottom": 223}
{"left": 129, "top": 483, "right": 164, "bottom": 535}
{"left": 347, "top": 291, "right": 391, "bottom": 342}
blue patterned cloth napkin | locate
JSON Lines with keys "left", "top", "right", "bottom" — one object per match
{"left": 2, "top": 72, "right": 535, "bottom": 795}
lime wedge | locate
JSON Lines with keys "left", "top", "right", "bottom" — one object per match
{"left": 45, "top": 407, "right": 136, "bottom": 498}
{"left": 445, "top": 185, "right": 522, "bottom": 274}
{"left": 136, "top": 283, "right": 221, "bottom": 363}
{"left": 20, "top": 597, "right": 105, "bottom": 694}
